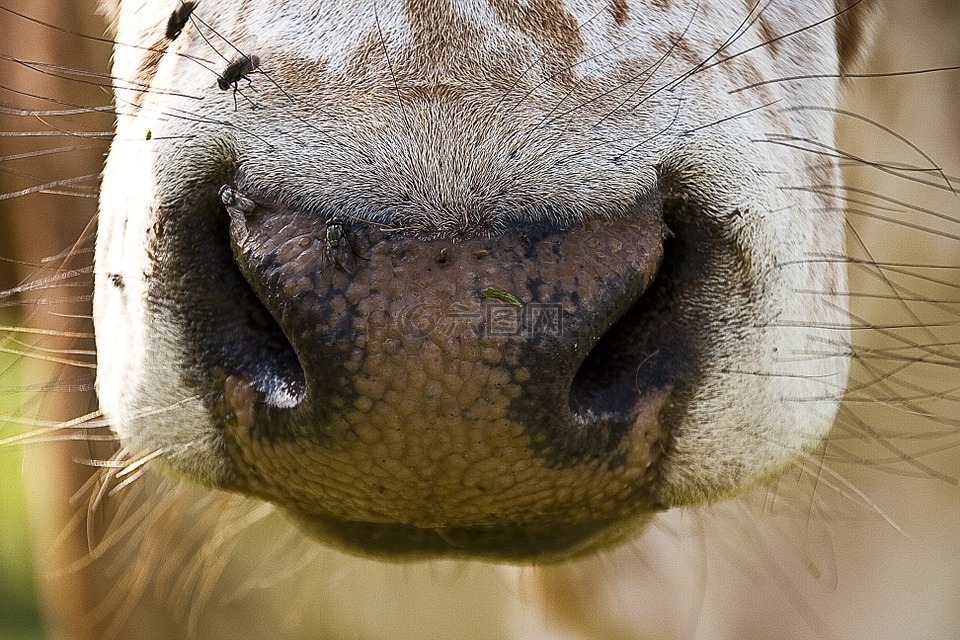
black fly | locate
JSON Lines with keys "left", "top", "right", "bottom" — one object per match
{"left": 165, "top": 1, "right": 197, "bottom": 40}
{"left": 324, "top": 220, "right": 356, "bottom": 274}
{"left": 219, "top": 185, "right": 256, "bottom": 236}
{"left": 216, "top": 52, "right": 261, "bottom": 109}
{"left": 219, "top": 185, "right": 255, "bottom": 216}
{"left": 217, "top": 53, "right": 260, "bottom": 87}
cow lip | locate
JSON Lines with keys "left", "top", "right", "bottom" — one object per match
{"left": 284, "top": 511, "right": 664, "bottom": 562}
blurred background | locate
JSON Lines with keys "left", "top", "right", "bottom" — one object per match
{"left": 0, "top": 2, "right": 110, "bottom": 638}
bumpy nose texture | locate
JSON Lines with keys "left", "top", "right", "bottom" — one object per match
{"left": 229, "top": 199, "right": 664, "bottom": 444}
{"left": 220, "top": 191, "right": 671, "bottom": 546}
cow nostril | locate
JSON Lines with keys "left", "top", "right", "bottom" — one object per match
{"left": 162, "top": 186, "right": 308, "bottom": 411}
{"left": 568, "top": 264, "right": 663, "bottom": 427}
{"left": 567, "top": 194, "right": 715, "bottom": 437}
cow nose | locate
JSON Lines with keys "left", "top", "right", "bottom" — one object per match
{"left": 225, "top": 191, "right": 666, "bottom": 457}
{"left": 218, "top": 189, "right": 673, "bottom": 555}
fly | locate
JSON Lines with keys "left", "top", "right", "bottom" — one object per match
{"left": 217, "top": 53, "right": 260, "bottom": 91}
{"left": 324, "top": 220, "right": 356, "bottom": 274}
{"left": 165, "top": 1, "right": 197, "bottom": 40}
{"left": 216, "top": 41, "right": 265, "bottom": 110}
{"left": 219, "top": 185, "right": 256, "bottom": 217}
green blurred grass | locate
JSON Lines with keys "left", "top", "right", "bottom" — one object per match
{"left": 0, "top": 348, "right": 46, "bottom": 640}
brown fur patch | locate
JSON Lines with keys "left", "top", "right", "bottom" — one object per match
{"left": 756, "top": 11, "right": 781, "bottom": 56}
{"left": 488, "top": 0, "right": 584, "bottom": 83}
{"left": 610, "top": 0, "right": 629, "bottom": 26}
{"left": 130, "top": 36, "right": 166, "bottom": 111}
{"left": 834, "top": 0, "right": 880, "bottom": 72}
{"left": 401, "top": 0, "right": 484, "bottom": 79}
